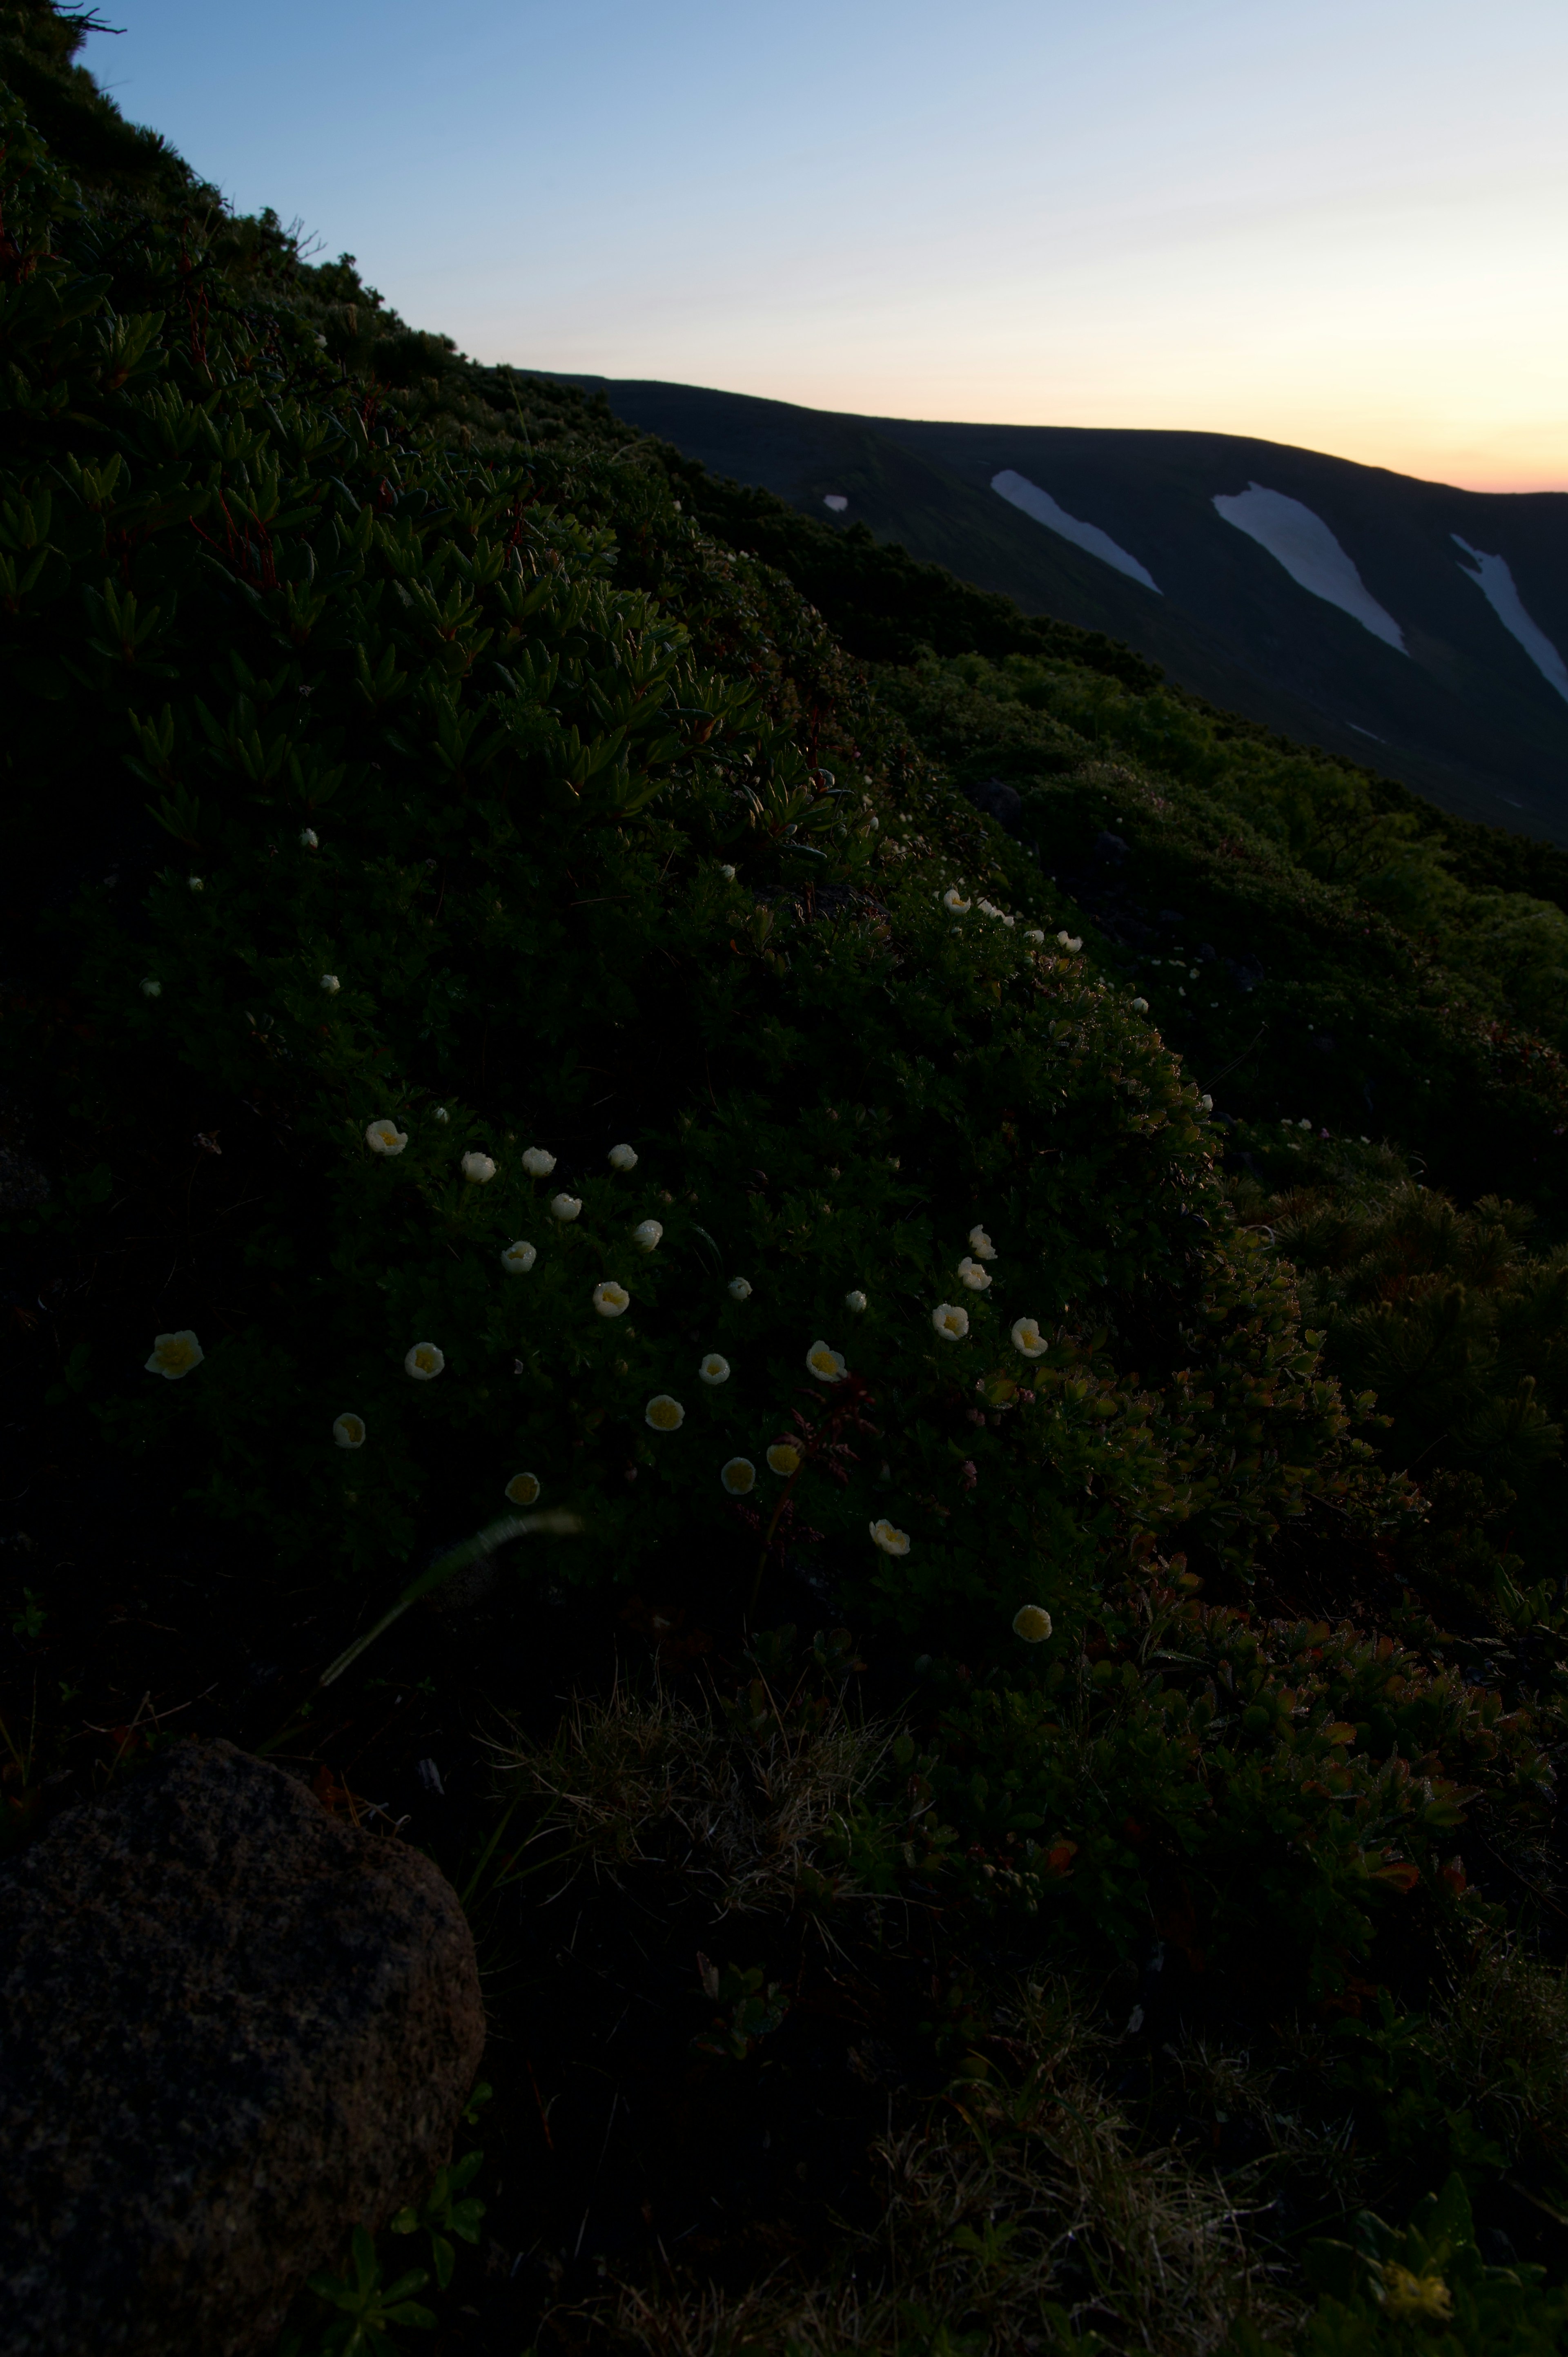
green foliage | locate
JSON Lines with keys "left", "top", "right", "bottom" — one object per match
{"left": 1319, "top": 1938, "right": 1568, "bottom": 2207}
{"left": 287, "top": 2226, "right": 434, "bottom": 2357}
{"left": 0, "top": 0, "right": 194, "bottom": 202}
{"left": 1, "top": 76, "right": 1400, "bottom": 1667}
{"left": 1229, "top": 1125, "right": 1568, "bottom": 1607}
{"left": 877, "top": 652, "right": 1568, "bottom": 1219}
{"left": 691, "top": 1954, "right": 791, "bottom": 2061}
{"left": 9, "top": 28, "right": 1568, "bottom": 2335}
{"left": 1231, "top": 2174, "right": 1568, "bottom": 2355}
{"left": 933, "top": 1577, "right": 1550, "bottom": 1981}
{"left": 389, "top": 2148, "right": 485, "bottom": 2291}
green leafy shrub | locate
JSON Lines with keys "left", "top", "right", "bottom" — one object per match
{"left": 1227, "top": 1126, "right": 1568, "bottom": 1608}
{"left": 875, "top": 653, "right": 1568, "bottom": 1219}
{"left": 932, "top": 1576, "right": 1550, "bottom": 1981}
{"left": 1322, "top": 1938, "right": 1568, "bottom": 2206}
{"left": 2, "top": 83, "right": 1401, "bottom": 1661}
{"left": 1271, "top": 2172, "right": 1568, "bottom": 2355}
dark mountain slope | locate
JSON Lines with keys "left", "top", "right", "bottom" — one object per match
{"left": 7, "top": 17, "right": 1568, "bottom": 2343}
{"left": 548, "top": 377, "right": 1568, "bottom": 841}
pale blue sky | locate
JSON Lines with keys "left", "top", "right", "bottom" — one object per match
{"left": 85, "top": 0, "right": 1568, "bottom": 489}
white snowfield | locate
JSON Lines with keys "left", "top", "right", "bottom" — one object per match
{"left": 1212, "top": 483, "right": 1406, "bottom": 654}
{"left": 990, "top": 470, "right": 1161, "bottom": 592}
{"left": 1452, "top": 537, "right": 1568, "bottom": 706}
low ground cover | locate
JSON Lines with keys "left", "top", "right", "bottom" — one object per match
{"left": 4, "top": 11, "right": 1568, "bottom": 2348}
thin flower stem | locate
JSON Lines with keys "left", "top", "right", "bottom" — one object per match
{"left": 749, "top": 1469, "right": 801, "bottom": 1620}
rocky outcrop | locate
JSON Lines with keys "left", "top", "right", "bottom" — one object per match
{"left": 0, "top": 1738, "right": 484, "bottom": 2357}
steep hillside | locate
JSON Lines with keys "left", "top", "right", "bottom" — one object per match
{"left": 549, "top": 375, "right": 1568, "bottom": 841}
{"left": 4, "top": 15, "right": 1568, "bottom": 2351}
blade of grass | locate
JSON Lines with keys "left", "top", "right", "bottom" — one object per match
{"left": 318, "top": 1510, "right": 583, "bottom": 1690}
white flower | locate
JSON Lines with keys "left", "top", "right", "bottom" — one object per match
{"left": 333, "top": 1412, "right": 366, "bottom": 1449}
{"left": 188, "top": 875, "right": 204, "bottom": 893}
{"left": 405, "top": 1341, "right": 445, "bottom": 1380}
{"left": 978, "top": 898, "right": 1000, "bottom": 919}
{"left": 870, "top": 1518, "right": 911, "bottom": 1556}
{"left": 806, "top": 1339, "right": 847, "bottom": 1383}
{"left": 1011, "top": 1316, "right": 1047, "bottom": 1359}
{"left": 942, "top": 888, "right": 971, "bottom": 914}
{"left": 140, "top": 978, "right": 162, "bottom": 998}
{"left": 501, "top": 1240, "right": 538, "bottom": 1274}
{"left": 632, "top": 1219, "right": 663, "bottom": 1253}
{"left": 522, "top": 1147, "right": 557, "bottom": 1177}
{"left": 767, "top": 1441, "right": 801, "bottom": 1476}
{"left": 608, "top": 1143, "right": 639, "bottom": 1170}
{"left": 698, "top": 1352, "right": 731, "bottom": 1385}
{"left": 1298, "top": 1118, "right": 1312, "bottom": 1132}
{"left": 300, "top": 827, "right": 318, "bottom": 849}
{"left": 956, "top": 1257, "right": 992, "bottom": 1292}
{"left": 505, "top": 1471, "right": 541, "bottom": 1506}
{"left": 721, "top": 1456, "right": 756, "bottom": 1494}
{"left": 932, "top": 1302, "right": 969, "bottom": 1341}
{"left": 320, "top": 974, "right": 340, "bottom": 995}
{"left": 1025, "top": 929, "right": 1045, "bottom": 943}
{"left": 844, "top": 1289, "right": 868, "bottom": 1313}
{"left": 366, "top": 1118, "right": 408, "bottom": 1156}
{"left": 593, "top": 1278, "right": 630, "bottom": 1317}
{"left": 461, "top": 1150, "right": 497, "bottom": 1184}
{"left": 969, "top": 1226, "right": 997, "bottom": 1260}
{"left": 1131, "top": 997, "right": 1149, "bottom": 1014}
{"left": 1013, "top": 1605, "right": 1054, "bottom": 1643}
{"left": 719, "top": 864, "right": 736, "bottom": 883}
{"left": 645, "top": 1394, "right": 685, "bottom": 1431}
{"left": 145, "top": 1329, "right": 203, "bottom": 1380}
{"left": 1200, "top": 1093, "right": 1213, "bottom": 1112}
{"left": 434, "top": 1106, "right": 450, "bottom": 1125}
{"left": 728, "top": 1276, "right": 753, "bottom": 1300}
{"left": 550, "top": 1193, "right": 583, "bottom": 1222}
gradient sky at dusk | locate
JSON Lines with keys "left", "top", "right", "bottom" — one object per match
{"left": 85, "top": 0, "right": 1567, "bottom": 491}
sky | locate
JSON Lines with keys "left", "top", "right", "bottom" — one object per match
{"left": 84, "top": 0, "right": 1568, "bottom": 493}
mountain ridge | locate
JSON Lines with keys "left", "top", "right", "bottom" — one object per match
{"left": 541, "top": 375, "right": 1568, "bottom": 840}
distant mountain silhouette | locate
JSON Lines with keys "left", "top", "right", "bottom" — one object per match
{"left": 544, "top": 377, "right": 1568, "bottom": 839}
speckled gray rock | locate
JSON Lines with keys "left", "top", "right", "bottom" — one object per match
{"left": 0, "top": 1737, "right": 485, "bottom": 2357}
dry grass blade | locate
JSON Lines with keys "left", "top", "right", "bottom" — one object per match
{"left": 549, "top": 1978, "right": 1303, "bottom": 2356}
{"left": 491, "top": 1672, "right": 901, "bottom": 1912}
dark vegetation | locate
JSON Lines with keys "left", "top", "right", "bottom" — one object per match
{"left": 4, "top": 4, "right": 1568, "bottom": 2346}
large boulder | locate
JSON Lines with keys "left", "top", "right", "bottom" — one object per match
{"left": 0, "top": 1738, "right": 485, "bottom": 2357}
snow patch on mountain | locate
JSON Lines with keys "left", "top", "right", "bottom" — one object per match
{"left": 1213, "top": 484, "right": 1406, "bottom": 653}
{"left": 991, "top": 471, "right": 1160, "bottom": 592}
{"left": 823, "top": 494, "right": 848, "bottom": 513}
{"left": 1452, "top": 537, "right": 1568, "bottom": 706}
